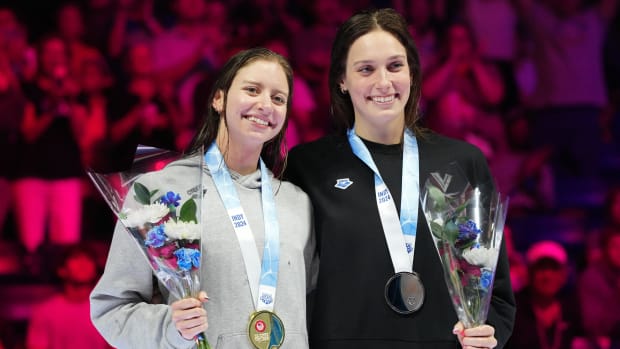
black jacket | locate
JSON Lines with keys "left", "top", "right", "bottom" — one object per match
{"left": 285, "top": 132, "right": 516, "bottom": 349}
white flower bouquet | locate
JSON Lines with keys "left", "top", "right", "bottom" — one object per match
{"left": 87, "top": 145, "right": 211, "bottom": 349}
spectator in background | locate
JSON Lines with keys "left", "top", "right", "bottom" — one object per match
{"left": 150, "top": 0, "right": 216, "bottom": 86}
{"left": 202, "top": 0, "right": 231, "bottom": 68}
{"left": 422, "top": 20, "right": 506, "bottom": 111}
{"left": 506, "top": 240, "right": 583, "bottom": 349}
{"left": 82, "top": 0, "right": 117, "bottom": 55}
{"left": 0, "top": 8, "right": 36, "bottom": 83}
{"left": 76, "top": 56, "right": 117, "bottom": 243}
{"left": 0, "top": 7, "right": 19, "bottom": 47}
{"left": 405, "top": 0, "right": 447, "bottom": 73}
{"left": 463, "top": 0, "right": 519, "bottom": 111}
{"left": 513, "top": 0, "right": 618, "bottom": 181}
{"left": 0, "top": 47, "right": 26, "bottom": 237}
{"left": 602, "top": 7, "right": 620, "bottom": 147}
{"left": 422, "top": 21, "right": 506, "bottom": 154}
{"left": 424, "top": 88, "right": 496, "bottom": 159}
{"left": 107, "top": 41, "right": 177, "bottom": 170}
{"left": 55, "top": 2, "right": 103, "bottom": 78}
{"left": 229, "top": 0, "right": 302, "bottom": 49}
{"left": 578, "top": 227, "right": 620, "bottom": 349}
{"left": 173, "top": 0, "right": 230, "bottom": 125}
{"left": 107, "top": 0, "right": 163, "bottom": 59}
{"left": 149, "top": 0, "right": 226, "bottom": 151}
{"left": 488, "top": 110, "right": 555, "bottom": 212}
{"left": 26, "top": 243, "right": 110, "bottom": 349}
{"left": 503, "top": 225, "right": 528, "bottom": 293}
{"left": 13, "top": 35, "right": 87, "bottom": 272}
{"left": 265, "top": 38, "right": 319, "bottom": 147}
{"left": 76, "top": 56, "right": 114, "bottom": 169}
{"left": 585, "top": 187, "right": 620, "bottom": 265}
{"left": 292, "top": 0, "right": 351, "bottom": 137}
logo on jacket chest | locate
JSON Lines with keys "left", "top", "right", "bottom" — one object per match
{"left": 334, "top": 178, "right": 354, "bottom": 190}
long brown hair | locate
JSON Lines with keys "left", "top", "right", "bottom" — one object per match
{"left": 329, "top": 8, "right": 423, "bottom": 136}
{"left": 189, "top": 47, "right": 294, "bottom": 176}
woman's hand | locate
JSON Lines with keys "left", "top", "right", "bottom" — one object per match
{"left": 453, "top": 322, "right": 498, "bottom": 349}
{"left": 171, "top": 291, "right": 209, "bottom": 340}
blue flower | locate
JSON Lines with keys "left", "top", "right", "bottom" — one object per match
{"left": 161, "top": 191, "right": 182, "bottom": 207}
{"left": 174, "top": 247, "right": 201, "bottom": 271}
{"left": 455, "top": 220, "right": 481, "bottom": 249}
{"left": 145, "top": 225, "right": 166, "bottom": 247}
{"left": 480, "top": 268, "right": 494, "bottom": 291}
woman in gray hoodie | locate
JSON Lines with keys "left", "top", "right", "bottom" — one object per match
{"left": 90, "top": 47, "right": 317, "bottom": 349}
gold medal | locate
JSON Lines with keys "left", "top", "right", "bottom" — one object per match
{"left": 248, "top": 310, "right": 285, "bottom": 349}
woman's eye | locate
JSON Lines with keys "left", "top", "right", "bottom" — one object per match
{"left": 245, "top": 86, "right": 259, "bottom": 95}
{"left": 389, "top": 62, "right": 404, "bottom": 71}
{"left": 272, "top": 95, "right": 286, "bottom": 105}
{"left": 358, "top": 66, "right": 374, "bottom": 74}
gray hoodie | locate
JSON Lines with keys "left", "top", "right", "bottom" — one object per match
{"left": 90, "top": 158, "right": 317, "bottom": 348}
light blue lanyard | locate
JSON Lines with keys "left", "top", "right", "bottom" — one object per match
{"left": 347, "top": 128, "right": 420, "bottom": 272}
{"left": 205, "top": 143, "right": 280, "bottom": 311}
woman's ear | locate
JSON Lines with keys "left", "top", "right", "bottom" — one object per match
{"left": 212, "top": 90, "right": 224, "bottom": 114}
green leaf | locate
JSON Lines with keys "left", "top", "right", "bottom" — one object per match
{"left": 179, "top": 198, "right": 198, "bottom": 223}
{"left": 444, "top": 220, "right": 459, "bottom": 243}
{"left": 453, "top": 199, "right": 470, "bottom": 216}
{"left": 459, "top": 240, "right": 477, "bottom": 250}
{"left": 428, "top": 186, "right": 446, "bottom": 209}
{"left": 430, "top": 220, "right": 444, "bottom": 240}
{"left": 133, "top": 182, "right": 152, "bottom": 205}
{"left": 150, "top": 189, "right": 160, "bottom": 199}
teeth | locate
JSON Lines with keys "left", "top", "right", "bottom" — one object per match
{"left": 247, "top": 116, "right": 269, "bottom": 126}
{"left": 372, "top": 95, "right": 395, "bottom": 103}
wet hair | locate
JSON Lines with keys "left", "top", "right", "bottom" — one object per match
{"left": 189, "top": 47, "right": 293, "bottom": 176}
{"left": 329, "top": 8, "right": 423, "bottom": 135}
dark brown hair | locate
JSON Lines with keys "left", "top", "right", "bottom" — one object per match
{"left": 189, "top": 47, "right": 293, "bottom": 176}
{"left": 329, "top": 8, "right": 423, "bottom": 135}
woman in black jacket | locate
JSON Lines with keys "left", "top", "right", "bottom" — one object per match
{"left": 285, "top": 8, "right": 516, "bottom": 349}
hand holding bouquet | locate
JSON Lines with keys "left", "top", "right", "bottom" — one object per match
{"left": 420, "top": 163, "right": 509, "bottom": 328}
{"left": 88, "top": 145, "right": 211, "bottom": 349}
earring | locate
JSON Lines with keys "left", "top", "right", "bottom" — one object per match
{"left": 340, "top": 87, "right": 347, "bottom": 94}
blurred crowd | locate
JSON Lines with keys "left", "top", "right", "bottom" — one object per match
{"left": 0, "top": 0, "right": 619, "bottom": 348}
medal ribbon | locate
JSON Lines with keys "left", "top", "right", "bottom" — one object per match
{"left": 347, "top": 128, "right": 419, "bottom": 273}
{"left": 205, "top": 143, "right": 280, "bottom": 311}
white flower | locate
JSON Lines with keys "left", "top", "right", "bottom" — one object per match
{"left": 121, "top": 203, "right": 169, "bottom": 228}
{"left": 432, "top": 217, "right": 445, "bottom": 226}
{"left": 462, "top": 246, "right": 499, "bottom": 268}
{"left": 164, "top": 220, "right": 201, "bottom": 240}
